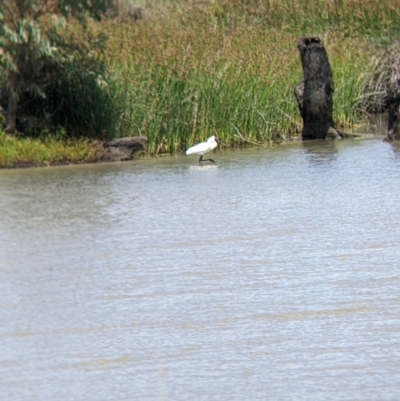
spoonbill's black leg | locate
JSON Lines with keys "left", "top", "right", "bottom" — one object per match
{"left": 198, "top": 155, "right": 216, "bottom": 164}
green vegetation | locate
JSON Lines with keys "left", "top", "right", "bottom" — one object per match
{"left": 2, "top": 0, "right": 400, "bottom": 167}
{"left": 1, "top": 0, "right": 110, "bottom": 136}
{"left": 0, "top": 131, "right": 108, "bottom": 167}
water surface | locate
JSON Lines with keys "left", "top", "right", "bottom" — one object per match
{"left": 1, "top": 138, "right": 400, "bottom": 400}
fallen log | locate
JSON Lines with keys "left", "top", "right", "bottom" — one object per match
{"left": 104, "top": 136, "right": 147, "bottom": 160}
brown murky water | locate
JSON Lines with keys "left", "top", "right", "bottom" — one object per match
{"left": 1, "top": 137, "right": 400, "bottom": 400}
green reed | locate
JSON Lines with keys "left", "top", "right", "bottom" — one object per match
{"left": 112, "top": 61, "right": 302, "bottom": 154}
{"left": 105, "top": 0, "right": 383, "bottom": 156}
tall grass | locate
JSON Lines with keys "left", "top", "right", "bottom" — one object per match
{"left": 112, "top": 60, "right": 301, "bottom": 153}
{"left": 97, "top": 0, "right": 399, "bottom": 155}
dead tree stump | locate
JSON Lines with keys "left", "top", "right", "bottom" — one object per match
{"left": 295, "top": 37, "right": 342, "bottom": 140}
{"left": 384, "top": 56, "right": 400, "bottom": 141}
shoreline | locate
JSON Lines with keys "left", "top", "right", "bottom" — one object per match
{"left": 0, "top": 132, "right": 384, "bottom": 170}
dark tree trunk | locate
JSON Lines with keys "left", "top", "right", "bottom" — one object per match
{"left": 385, "top": 91, "right": 400, "bottom": 141}
{"left": 295, "top": 37, "right": 341, "bottom": 140}
{"left": 6, "top": 91, "right": 18, "bottom": 133}
{"left": 384, "top": 57, "right": 400, "bottom": 141}
{"left": 5, "top": 74, "right": 18, "bottom": 133}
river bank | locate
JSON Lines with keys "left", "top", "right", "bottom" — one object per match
{"left": 2, "top": 0, "right": 398, "bottom": 166}
{"left": 1, "top": 114, "right": 388, "bottom": 169}
{"left": 0, "top": 132, "right": 274, "bottom": 169}
{"left": 1, "top": 130, "right": 384, "bottom": 169}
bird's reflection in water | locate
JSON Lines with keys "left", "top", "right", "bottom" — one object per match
{"left": 188, "top": 164, "right": 219, "bottom": 171}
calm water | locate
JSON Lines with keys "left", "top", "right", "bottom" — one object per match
{"left": 1, "top": 138, "right": 400, "bottom": 401}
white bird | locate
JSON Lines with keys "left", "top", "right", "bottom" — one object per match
{"left": 185, "top": 135, "right": 221, "bottom": 164}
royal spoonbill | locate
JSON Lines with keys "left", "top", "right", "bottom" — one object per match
{"left": 186, "top": 135, "right": 221, "bottom": 164}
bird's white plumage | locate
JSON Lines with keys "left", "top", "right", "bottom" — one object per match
{"left": 186, "top": 135, "right": 219, "bottom": 156}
